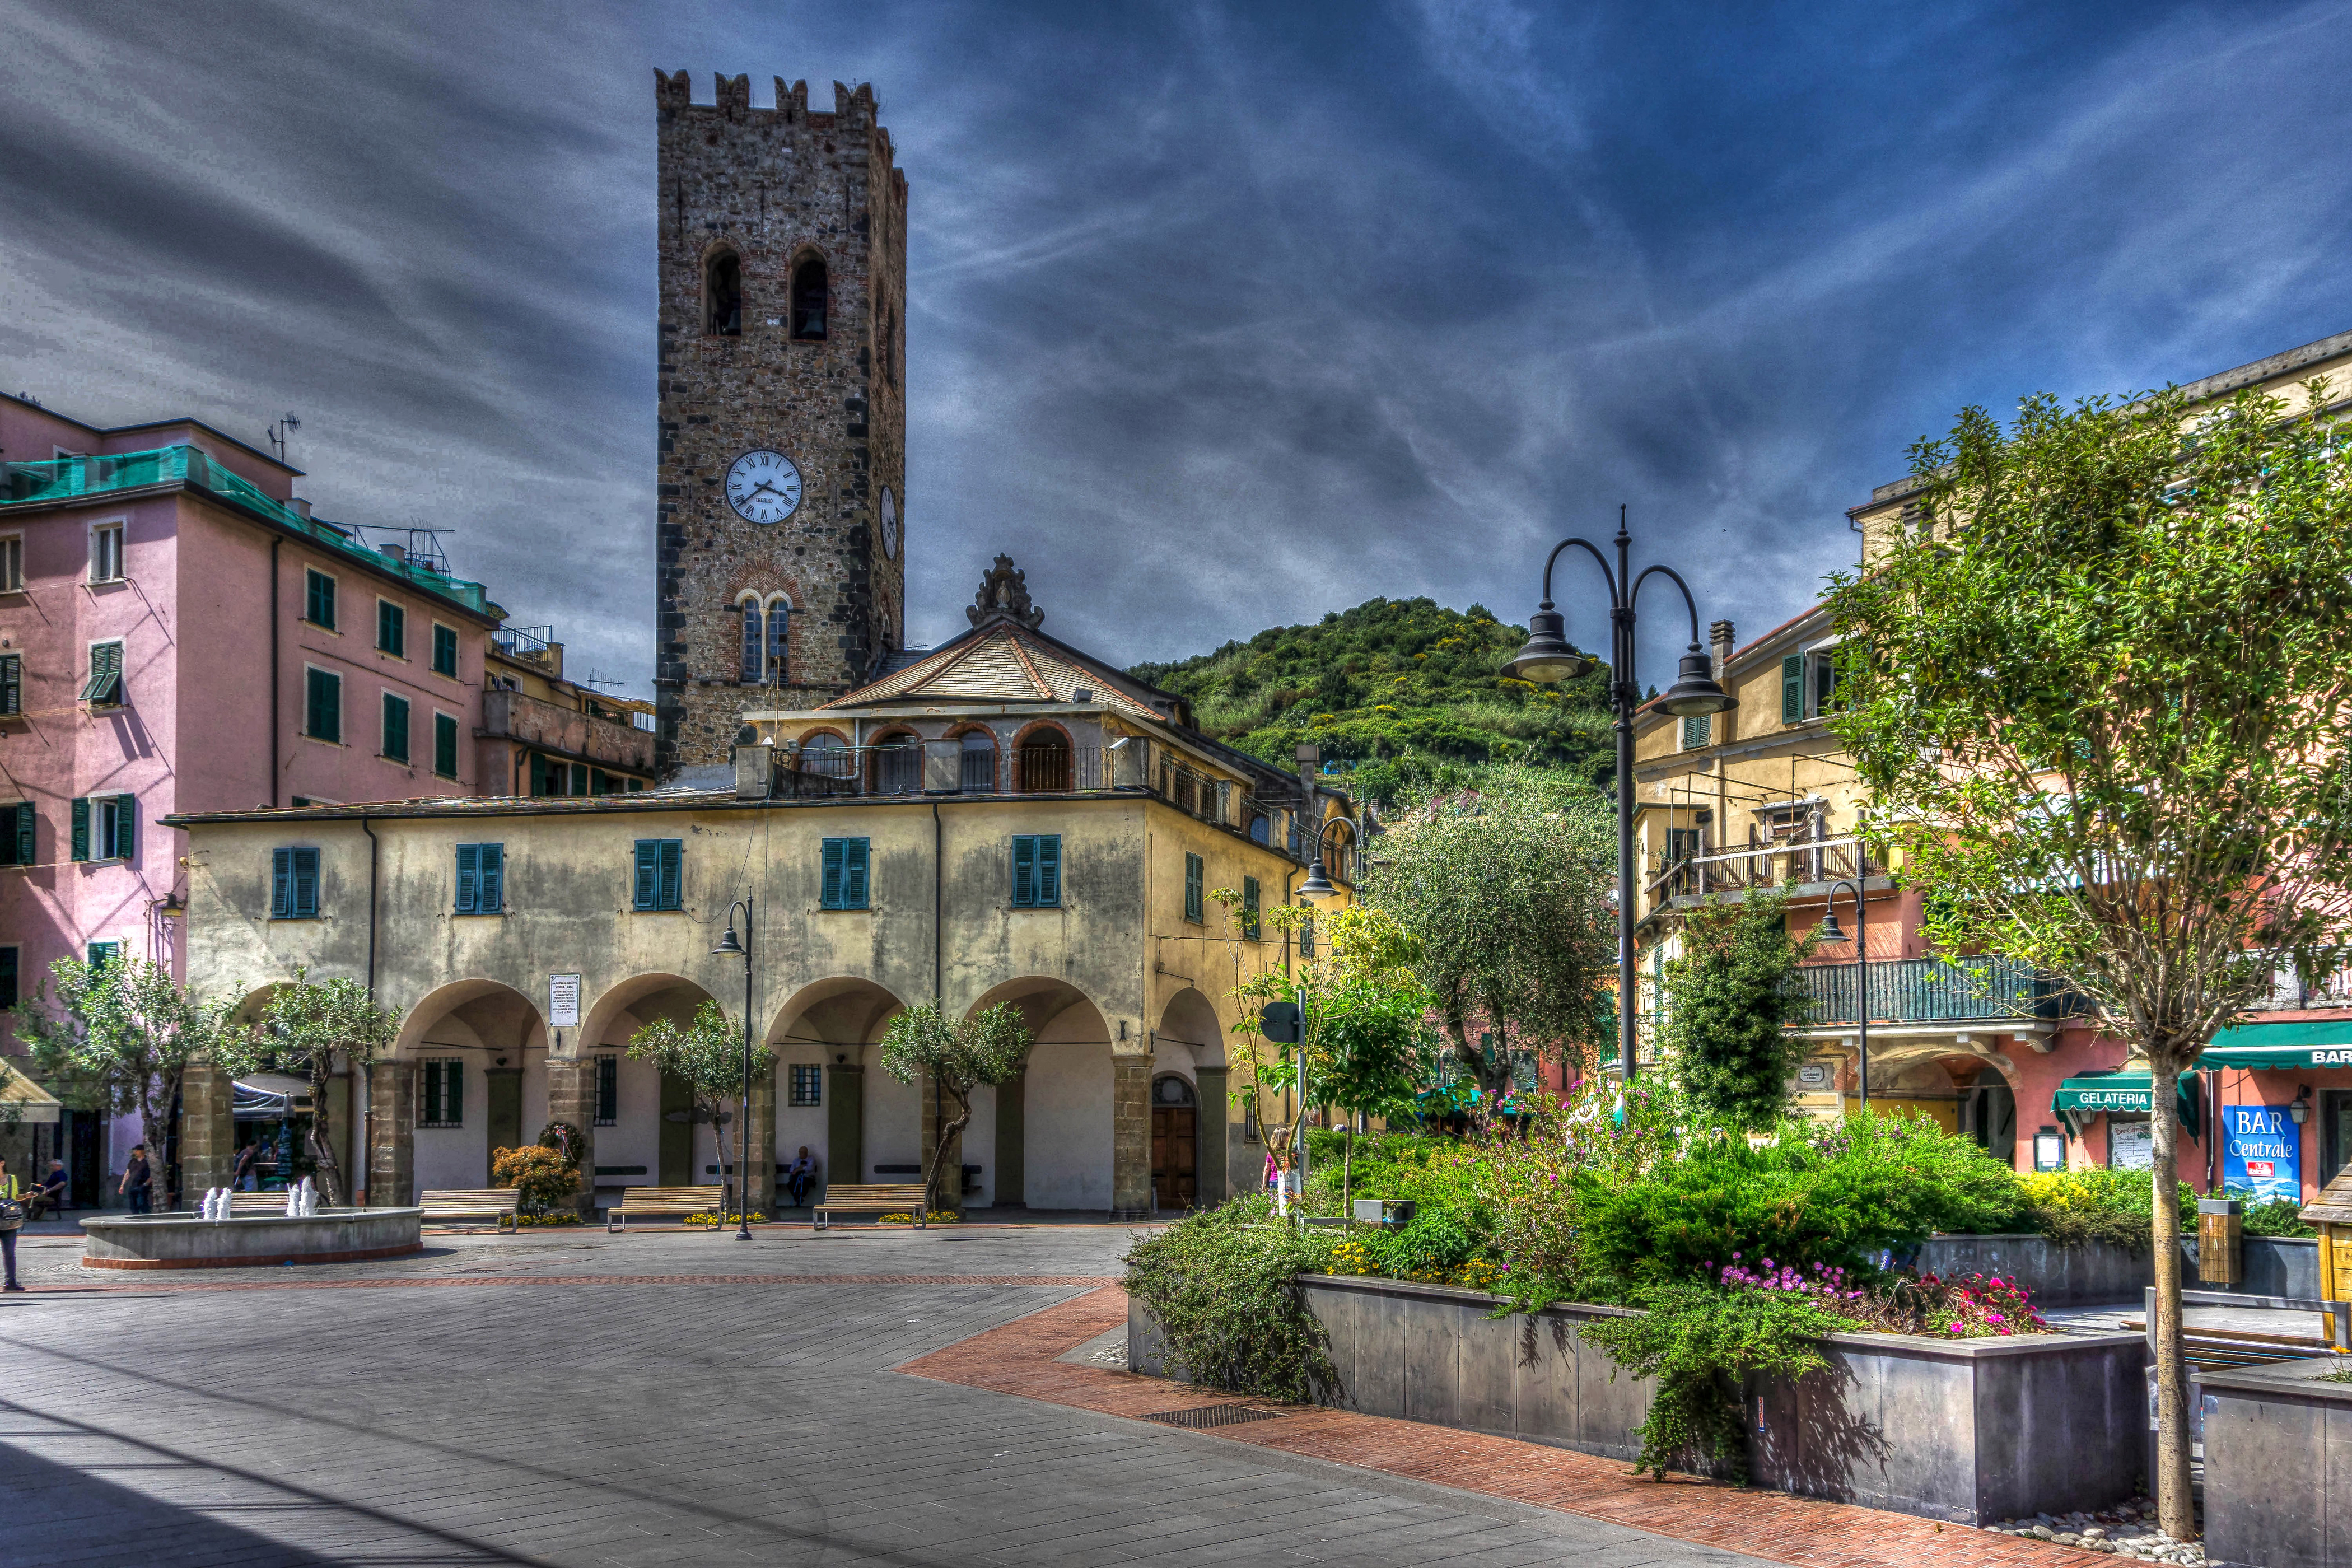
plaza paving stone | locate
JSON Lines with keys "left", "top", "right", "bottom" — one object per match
{"left": 0, "top": 1224, "right": 2046, "bottom": 1565}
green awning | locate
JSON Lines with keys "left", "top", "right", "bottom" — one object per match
{"left": 2199, "top": 1019, "right": 2352, "bottom": 1071}
{"left": 2052, "top": 1070, "right": 2202, "bottom": 1138}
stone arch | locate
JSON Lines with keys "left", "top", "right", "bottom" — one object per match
{"left": 703, "top": 242, "right": 743, "bottom": 337}
{"left": 968, "top": 977, "right": 1116, "bottom": 1211}
{"left": 1154, "top": 987, "right": 1226, "bottom": 1075}
{"left": 767, "top": 976, "right": 909, "bottom": 1197}
{"left": 1010, "top": 721, "right": 1073, "bottom": 794}
{"left": 948, "top": 723, "right": 1002, "bottom": 794}
{"left": 576, "top": 972, "right": 730, "bottom": 1198}
{"left": 394, "top": 978, "right": 550, "bottom": 1193}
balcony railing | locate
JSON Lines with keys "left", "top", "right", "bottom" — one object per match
{"left": 1649, "top": 834, "right": 1877, "bottom": 901}
{"left": 773, "top": 743, "right": 1116, "bottom": 799}
{"left": 1794, "top": 955, "right": 2088, "bottom": 1025}
{"left": 0, "top": 445, "right": 490, "bottom": 614}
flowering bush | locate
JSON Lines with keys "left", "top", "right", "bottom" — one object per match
{"left": 878, "top": 1212, "right": 917, "bottom": 1225}
{"left": 1711, "top": 1256, "right": 1870, "bottom": 1309}
{"left": 490, "top": 1145, "right": 583, "bottom": 1216}
{"left": 681, "top": 1212, "right": 767, "bottom": 1226}
{"left": 1325, "top": 1238, "right": 1378, "bottom": 1276}
{"left": 1908, "top": 1272, "right": 2047, "bottom": 1337}
{"left": 925, "top": 1210, "right": 962, "bottom": 1224}
{"left": 515, "top": 1212, "right": 582, "bottom": 1228}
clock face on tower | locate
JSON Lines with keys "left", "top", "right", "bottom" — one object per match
{"left": 880, "top": 487, "right": 900, "bottom": 560}
{"left": 725, "top": 450, "right": 802, "bottom": 525}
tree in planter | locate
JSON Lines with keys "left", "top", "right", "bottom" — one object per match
{"left": 1360, "top": 770, "right": 1616, "bottom": 1103}
{"left": 16, "top": 955, "right": 247, "bottom": 1207}
{"left": 1825, "top": 377, "right": 2352, "bottom": 1539}
{"left": 1223, "top": 901, "right": 1434, "bottom": 1215}
{"left": 627, "top": 1000, "right": 775, "bottom": 1224}
{"left": 1663, "top": 888, "right": 1819, "bottom": 1130}
{"left": 209, "top": 968, "right": 400, "bottom": 1207}
{"left": 878, "top": 1002, "right": 1034, "bottom": 1216}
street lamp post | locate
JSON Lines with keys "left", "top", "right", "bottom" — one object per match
{"left": 1296, "top": 812, "right": 1367, "bottom": 1196}
{"left": 1814, "top": 879, "right": 1869, "bottom": 1111}
{"left": 711, "top": 898, "right": 757, "bottom": 1241}
{"left": 1506, "top": 508, "right": 1736, "bottom": 1084}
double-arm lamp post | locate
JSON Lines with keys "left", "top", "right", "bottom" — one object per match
{"left": 710, "top": 898, "right": 757, "bottom": 1242}
{"left": 1504, "top": 510, "right": 1736, "bottom": 1084}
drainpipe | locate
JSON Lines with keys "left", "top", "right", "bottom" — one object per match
{"left": 356, "top": 812, "right": 379, "bottom": 1206}
{"left": 931, "top": 801, "right": 943, "bottom": 1004}
{"left": 268, "top": 537, "right": 281, "bottom": 806}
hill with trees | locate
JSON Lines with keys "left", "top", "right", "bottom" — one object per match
{"left": 1127, "top": 597, "right": 1615, "bottom": 802}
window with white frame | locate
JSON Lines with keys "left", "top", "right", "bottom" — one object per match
{"left": 0, "top": 535, "right": 21, "bottom": 592}
{"left": 88, "top": 523, "right": 123, "bottom": 583}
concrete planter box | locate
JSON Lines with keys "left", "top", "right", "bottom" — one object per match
{"left": 1130, "top": 1273, "right": 2148, "bottom": 1525}
{"left": 81, "top": 1208, "right": 423, "bottom": 1269}
{"left": 2199, "top": 1357, "right": 2352, "bottom": 1568}
{"left": 1921, "top": 1234, "right": 2322, "bottom": 1305}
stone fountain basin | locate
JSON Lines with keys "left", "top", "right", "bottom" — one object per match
{"left": 80, "top": 1208, "right": 424, "bottom": 1270}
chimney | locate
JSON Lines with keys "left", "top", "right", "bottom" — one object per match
{"left": 1294, "top": 740, "right": 1320, "bottom": 790}
{"left": 1709, "top": 619, "right": 1737, "bottom": 680}
{"left": 290, "top": 497, "right": 312, "bottom": 519}
{"left": 379, "top": 542, "right": 405, "bottom": 564}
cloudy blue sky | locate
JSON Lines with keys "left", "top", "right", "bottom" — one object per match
{"left": 4, "top": 1, "right": 2349, "bottom": 695}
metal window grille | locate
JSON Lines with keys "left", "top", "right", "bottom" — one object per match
{"left": 1016, "top": 742, "right": 1071, "bottom": 793}
{"left": 789, "top": 1064, "right": 823, "bottom": 1107}
{"left": 595, "top": 1055, "right": 618, "bottom": 1125}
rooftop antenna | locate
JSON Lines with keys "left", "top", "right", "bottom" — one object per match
{"left": 265, "top": 412, "right": 301, "bottom": 467}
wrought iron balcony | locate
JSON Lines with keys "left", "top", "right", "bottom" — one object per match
{"left": 1648, "top": 834, "right": 1877, "bottom": 902}
{"left": 1794, "top": 955, "right": 2088, "bottom": 1025}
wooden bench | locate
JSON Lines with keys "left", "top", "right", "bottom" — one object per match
{"left": 812, "top": 1183, "right": 932, "bottom": 1231}
{"left": 418, "top": 1189, "right": 520, "bottom": 1232}
{"left": 226, "top": 1191, "right": 306, "bottom": 1216}
{"left": 604, "top": 1185, "right": 725, "bottom": 1233}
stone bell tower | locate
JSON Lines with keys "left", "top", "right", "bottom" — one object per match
{"left": 653, "top": 71, "right": 908, "bottom": 773}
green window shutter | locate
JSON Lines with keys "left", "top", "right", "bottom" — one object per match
{"left": 1012, "top": 836, "right": 1036, "bottom": 907}
{"left": 633, "top": 841, "right": 657, "bottom": 909}
{"left": 69, "top": 797, "right": 89, "bottom": 862}
{"left": 1243, "top": 876, "right": 1260, "bottom": 940}
{"left": 659, "top": 841, "right": 681, "bottom": 909}
{"left": 272, "top": 847, "right": 292, "bottom": 917}
{"left": 1781, "top": 655, "right": 1804, "bottom": 722}
{"left": 844, "top": 838, "right": 869, "bottom": 908}
{"left": 433, "top": 624, "right": 458, "bottom": 676}
{"left": 383, "top": 694, "right": 410, "bottom": 762}
{"left": 113, "top": 794, "right": 135, "bottom": 860}
{"left": 12, "top": 802, "right": 32, "bottom": 866}
{"left": 821, "top": 838, "right": 843, "bottom": 908}
{"left": 447, "top": 1060, "right": 463, "bottom": 1125}
{"left": 479, "top": 844, "right": 502, "bottom": 912}
{"left": 379, "top": 601, "right": 404, "bottom": 656}
{"left": 1037, "top": 835, "right": 1061, "bottom": 906}
{"left": 306, "top": 669, "right": 340, "bottom": 742}
{"left": 455, "top": 844, "right": 479, "bottom": 913}
{"left": 0, "top": 654, "right": 18, "bottom": 715}
{"left": 292, "top": 847, "right": 319, "bottom": 916}
{"left": 571, "top": 763, "right": 588, "bottom": 796}
{"left": 1184, "top": 853, "right": 1203, "bottom": 922}
{"left": 435, "top": 713, "right": 458, "bottom": 777}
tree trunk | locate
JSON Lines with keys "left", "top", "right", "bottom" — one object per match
{"left": 2148, "top": 1045, "right": 2195, "bottom": 1541}
{"left": 926, "top": 1088, "right": 971, "bottom": 1217}
{"left": 305, "top": 1054, "right": 346, "bottom": 1207}
{"left": 1342, "top": 1124, "right": 1354, "bottom": 1221}
{"left": 138, "top": 1068, "right": 176, "bottom": 1213}
{"left": 702, "top": 1097, "right": 735, "bottom": 1222}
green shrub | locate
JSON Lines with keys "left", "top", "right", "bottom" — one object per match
{"left": 1366, "top": 1207, "right": 1478, "bottom": 1279}
{"left": 1300, "top": 1132, "right": 1489, "bottom": 1232}
{"left": 2010, "top": 1169, "right": 2193, "bottom": 1252}
{"left": 1578, "top": 1113, "right": 2023, "bottom": 1283}
{"left": 2242, "top": 1198, "right": 2316, "bottom": 1238}
{"left": 1122, "top": 1193, "right": 1340, "bottom": 1403}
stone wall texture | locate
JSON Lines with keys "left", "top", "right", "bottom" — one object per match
{"left": 653, "top": 71, "right": 908, "bottom": 772}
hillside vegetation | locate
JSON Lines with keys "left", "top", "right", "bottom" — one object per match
{"left": 1127, "top": 598, "right": 1614, "bottom": 800}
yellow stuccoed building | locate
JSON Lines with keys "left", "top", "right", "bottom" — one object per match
{"left": 169, "top": 560, "right": 1361, "bottom": 1220}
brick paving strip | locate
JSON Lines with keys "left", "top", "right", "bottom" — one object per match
{"left": 900, "top": 1285, "right": 2111, "bottom": 1568}
{"left": 23, "top": 1272, "right": 1119, "bottom": 1294}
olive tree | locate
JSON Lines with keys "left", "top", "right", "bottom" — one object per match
{"left": 1361, "top": 770, "right": 1616, "bottom": 1101}
{"left": 879, "top": 1002, "right": 1034, "bottom": 1215}
{"left": 1825, "top": 378, "right": 2352, "bottom": 1539}
{"left": 211, "top": 968, "right": 400, "bottom": 1207}
{"left": 16, "top": 955, "right": 246, "bottom": 1205}
{"left": 628, "top": 1000, "right": 774, "bottom": 1222}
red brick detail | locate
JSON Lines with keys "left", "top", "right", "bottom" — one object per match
{"left": 900, "top": 1287, "right": 2111, "bottom": 1568}
{"left": 80, "top": 1241, "right": 424, "bottom": 1270}
{"left": 32, "top": 1272, "right": 1117, "bottom": 1295}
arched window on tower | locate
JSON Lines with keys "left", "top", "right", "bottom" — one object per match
{"left": 738, "top": 598, "right": 762, "bottom": 684}
{"left": 706, "top": 250, "right": 741, "bottom": 337}
{"left": 764, "top": 596, "right": 788, "bottom": 684}
{"left": 790, "top": 255, "right": 828, "bottom": 340}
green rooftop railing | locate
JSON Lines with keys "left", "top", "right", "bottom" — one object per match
{"left": 0, "top": 445, "right": 488, "bottom": 615}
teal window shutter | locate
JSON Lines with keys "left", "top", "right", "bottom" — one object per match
{"left": 272, "top": 847, "right": 292, "bottom": 916}
{"left": 306, "top": 570, "right": 335, "bottom": 628}
{"left": 1037, "top": 835, "right": 1061, "bottom": 906}
{"left": 292, "top": 847, "right": 319, "bottom": 916}
{"left": 821, "top": 838, "right": 843, "bottom": 908}
{"left": 455, "top": 844, "right": 479, "bottom": 913}
{"left": 1184, "top": 853, "right": 1203, "bottom": 922}
{"left": 306, "top": 668, "right": 340, "bottom": 742}
{"left": 659, "top": 841, "right": 681, "bottom": 909}
{"left": 844, "top": 838, "right": 868, "bottom": 908}
{"left": 479, "top": 844, "right": 503, "bottom": 912}
{"left": 69, "top": 797, "right": 89, "bottom": 862}
{"left": 633, "top": 841, "right": 657, "bottom": 909}
{"left": 1012, "top": 836, "right": 1036, "bottom": 906}
{"left": 432, "top": 624, "right": 458, "bottom": 677}
{"left": 113, "top": 794, "right": 135, "bottom": 860}
{"left": 434, "top": 712, "right": 458, "bottom": 777}
{"left": 1781, "top": 655, "right": 1804, "bottom": 722}
{"left": 382, "top": 693, "right": 410, "bottom": 762}
{"left": 12, "top": 802, "right": 32, "bottom": 866}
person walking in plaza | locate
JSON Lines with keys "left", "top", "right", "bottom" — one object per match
{"left": 120, "top": 1144, "right": 152, "bottom": 1215}
{"left": 27, "top": 1158, "right": 68, "bottom": 1221}
{"left": 785, "top": 1147, "right": 817, "bottom": 1207}
{"left": 0, "top": 1155, "right": 25, "bottom": 1291}
{"left": 231, "top": 1139, "right": 258, "bottom": 1192}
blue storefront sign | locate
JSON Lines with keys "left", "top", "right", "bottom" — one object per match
{"left": 2221, "top": 1104, "right": 2302, "bottom": 1203}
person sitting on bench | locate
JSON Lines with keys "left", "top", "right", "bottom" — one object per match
{"left": 785, "top": 1147, "right": 816, "bottom": 1207}
{"left": 27, "top": 1159, "right": 68, "bottom": 1220}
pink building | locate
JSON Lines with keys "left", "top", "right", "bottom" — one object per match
{"left": 0, "top": 393, "right": 503, "bottom": 1202}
